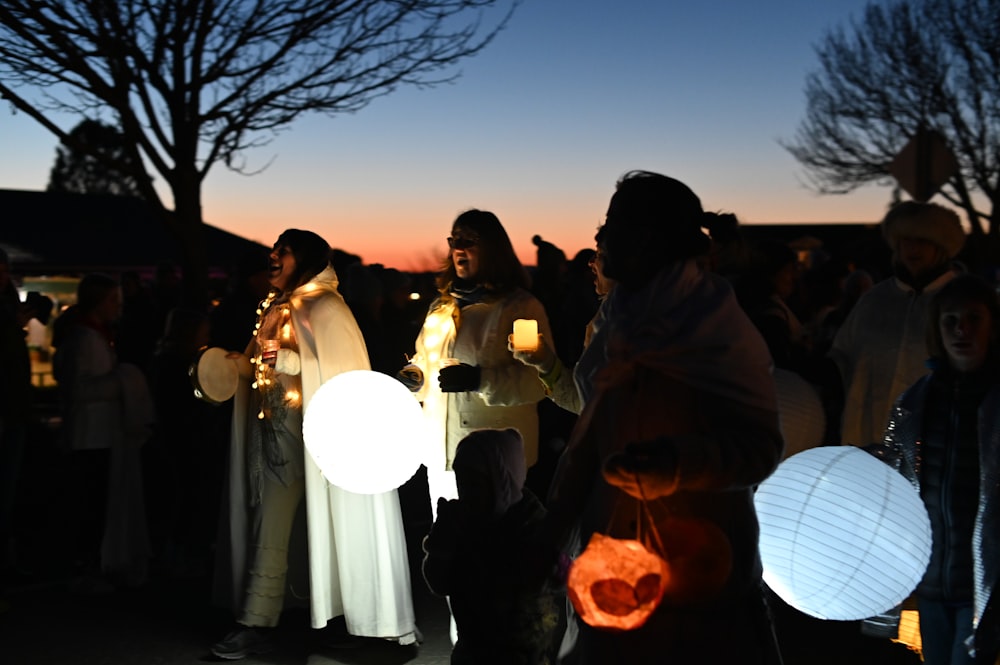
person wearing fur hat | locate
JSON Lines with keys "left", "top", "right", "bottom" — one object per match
{"left": 829, "top": 200, "right": 966, "bottom": 448}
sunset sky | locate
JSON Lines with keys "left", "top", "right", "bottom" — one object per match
{"left": 0, "top": 0, "right": 898, "bottom": 272}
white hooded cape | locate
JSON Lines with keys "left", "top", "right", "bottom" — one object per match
{"left": 214, "top": 266, "right": 416, "bottom": 638}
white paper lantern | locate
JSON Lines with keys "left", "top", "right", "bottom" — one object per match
{"left": 754, "top": 446, "right": 931, "bottom": 620}
{"left": 773, "top": 368, "right": 825, "bottom": 459}
{"left": 303, "top": 369, "right": 427, "bottom": 494}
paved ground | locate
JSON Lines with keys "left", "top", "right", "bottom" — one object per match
{"left": 3, "top": 567, "right": 453, "bottom": 665}
{"left": 1, "top": 413, "right": 926, "bottom": 665}
{"left": 1, "top": 416, "right": 453, "bottom": 665}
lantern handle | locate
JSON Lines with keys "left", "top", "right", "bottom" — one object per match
{"left": 603, "top": 471, "right": 667, "bottom": 558}
{"left": 635, "top": 473, "right": 666, "bottom": 558}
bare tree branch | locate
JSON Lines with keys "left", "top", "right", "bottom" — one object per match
{"left": 0, "top": 0, "right": 518, "bottom": 304}
{"left": 782, "top": 0, "right": 1000, "bottom": 238}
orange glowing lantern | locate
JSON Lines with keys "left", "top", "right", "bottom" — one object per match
{"left": 893, "top": 610, "right": 922, "bottom": 657}
{"left": 567, "top": 533, "right": 669, "bottom": 631}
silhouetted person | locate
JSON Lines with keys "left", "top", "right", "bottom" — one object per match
{"left": 530, "top": 235, "right": 568, "bottom": 339}
{"left": 378, "top": 267, "right": 423, "bottom": 373}
{"left": 422, "top": 428, "right": 559, "bottom": 665}
{"left": 554, "top": 248, "right": 601, "bottom": 367}
{"left": 146, "top": 306, "right": 216, "bottom": 578}
{"left": 116, "top": 270, "right": 159, "bottom": 374}
{"left": 205, "top": 247, "right": 272, "bottom": 550}
{"left": 540, "top": 170, "right": 784, "bottom": 664}
{"left": 343, "top": 262, "right": 395, "bottom": 375}
{"left": 702, "top": 211, "right": 752, "bottom": 280}
{"left": 0, "top": 249, "right": 32, "bottom": 589}
{"left": 209, "top": 247, "right": 271, "bottom": 352}
{"left": 830, "top": 201, "right": 965, "bottom": 447}
{"left": 52, "top": 273, "right": 154, "bottom": 592}
{"left": 735, "top": 239, "right": 810, "bottom": 373}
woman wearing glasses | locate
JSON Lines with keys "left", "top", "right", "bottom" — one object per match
{"left": 400, "top": 209, "right": 553, "bottom": 521}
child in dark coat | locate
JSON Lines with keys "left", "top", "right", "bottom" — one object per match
{"left": 421, "top": 428, "right": 559, "bottom": 665}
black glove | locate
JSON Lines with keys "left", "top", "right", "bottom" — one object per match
{"left": 438, "top": 363, "right": 481, "bottom": 392}
{"left": 602, "top": 437, "right": 680, "bottom": 499}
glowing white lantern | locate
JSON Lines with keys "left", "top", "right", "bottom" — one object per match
{"left": 773, "top": 368, "right": 825, "bottom": 459}
{"left": 303, "top": 369, "right": 427, "bottom": 494}
{"left": 754, "top": 446, "right": 931, "bottom": 620}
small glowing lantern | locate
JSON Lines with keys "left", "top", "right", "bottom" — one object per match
{"left": 511, "top": 318, "right": 539, "bottom": 352}
{"left": 567, "top": 533, "right": 669, "bottom": 631}
{"left": 303, "top": 369, "right": 427, "bottom": 494}
{"left": 754, "top": 446, "right": 931, "bottom": 620}
{"left": 893, "top": 610, "right": 922, "bottom": 656}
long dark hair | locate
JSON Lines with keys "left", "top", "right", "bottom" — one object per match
{"left": 435, "top": 209, "right": 529, "bottom": 299}
{"left": 275, "top": 229, "right": 331, "bottom": 291}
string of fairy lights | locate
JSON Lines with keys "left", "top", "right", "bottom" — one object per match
{"left": 250, "top": 291, "right": 300, "bottom": 419}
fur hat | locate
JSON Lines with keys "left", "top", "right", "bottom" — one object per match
{"left": 881, "top": 201, "right": 965, "bottom": 259}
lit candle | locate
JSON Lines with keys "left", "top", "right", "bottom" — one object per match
{"left": 512, "top": 319, "right": 539, "bottom": 352}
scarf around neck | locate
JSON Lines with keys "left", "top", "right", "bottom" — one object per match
{"left": 586, "top": 259, "right": 777, "bottom": 414}
{"left": 449, "top": 278, "right": 492, "bottom": 309}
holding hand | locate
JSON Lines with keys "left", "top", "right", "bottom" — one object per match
{"left": 425, "top": 498, "right": 469, "bottom": 548}
{"left": 602, "top": 437, "right": 679, "bottom": 499}
{"left": 275, "top": 349, "right": 301, "bottom": 375}
{"left": 226, "top": 351, "right": 254, "bottom": 379}
{"left": 507, "top": 333, "right": 557, "bottom": 374}
{"left": 396, "top": 363, "right": 424, "bottom": 392}
{"left": 438, "top": 363, "right": 481, "bottom": 392}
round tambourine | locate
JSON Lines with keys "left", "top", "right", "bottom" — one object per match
{"left": 189, "top": 347, "right": 239, "bottom": 405}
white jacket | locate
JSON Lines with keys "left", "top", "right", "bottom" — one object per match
{"left": 830, "top": 270, "right": 956, "bottom": 447}
{"left": 411, "top": 288, "right": 550, "bottom": 508}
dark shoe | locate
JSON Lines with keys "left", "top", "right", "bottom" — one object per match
{"left": 211, "top": 627, "right": 274, "bottom": 660}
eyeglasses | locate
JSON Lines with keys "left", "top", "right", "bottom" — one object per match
{"left": 447, "top": 236, "right": 478, "bottom": 250}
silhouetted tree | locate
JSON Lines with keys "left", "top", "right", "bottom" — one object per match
{"left": 0, "top": 0, "right": 516, "bottom": 305}
{"left": 784, "top": 0, "right": 1000, "bottom": 240}
{"left": 47, "top": 119, "right": 145, "bottom": 198}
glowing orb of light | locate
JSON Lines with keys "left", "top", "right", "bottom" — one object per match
{"left": 754, "top": 445, "right": 931, "bottom": 620}
{"left": 567, "top": 533, "right": 669, "bottom": 631}
{"left": 303, "top": 369, "right": 426, "bottom": 494}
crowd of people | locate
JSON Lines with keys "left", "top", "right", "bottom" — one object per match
{"left": 0, "top": 170, "right": 998, "bottom": 665}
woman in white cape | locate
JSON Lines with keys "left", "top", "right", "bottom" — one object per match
{"left": 212, "top": 229, "right": 416, "bottom": 660}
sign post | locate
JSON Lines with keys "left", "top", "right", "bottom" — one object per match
{"left": 888, "top": 127, "right": 959, "bottom": 202}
